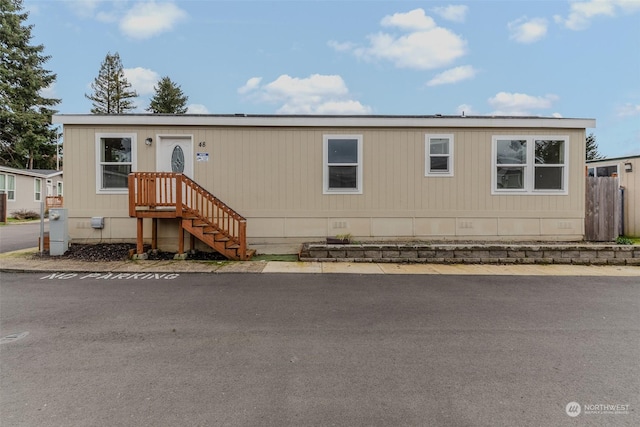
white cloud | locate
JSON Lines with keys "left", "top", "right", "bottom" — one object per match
{"left": 456, "top": 104, "right": 479, "bottom": 116}
{"left": 488, "top": 92, "right": 559, "bottom": 115}
{"left": 431, "top": 5, "right": 469, "bottom": 23}
{"left": 237, "top": 77, "right": 263, "bottom": 94}
{"left": 96, "top": 10, "right": 118, "bottom": 24}
{"left": 427, "top": 65, "right": 477, "bottom": 86}
{"left": 327, "top": 40, "right": 357, "bottom": 52}
{"left": 66, "top": 0, "right": 103, "bottom": 19}
{"left": 381, "top": 8, "right": 437, "bottom": 31}
{"left": 552, "top": 112, "right": 563, "bottom": 118}
{"left": 508, "top": 17, "right": 548, "bottom": 43}
{"left": 120, "top": 1, "right": 188, "bottom": 39}
{"left": 238, "top": 74, "right": 372, "bottom": 114}
{"left": 124, "top": 67, "right": 160, "bottom": 95}
{"left": 263, "top": 74, "right": 348, "bottom": 99}
{"left": 40, "top": 83, "right": 57, "bottom": 99}
{"left": 345, "top": 8, "right": 467, "bottom": 70}
{"left": 554, "top": 0, "right": 640, "bottom": 30}
{"left": 617, "top": 103, "right": 640, "bottom": 117}
{"left": 186, "top": 104, "right": 210, "bottom": 114}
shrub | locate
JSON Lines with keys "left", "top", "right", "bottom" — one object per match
{"left": 10, "top": 209, "right": 40, "bottom": 220}
{"left": 615, "top": 236, "right": 633, "bottom": 245}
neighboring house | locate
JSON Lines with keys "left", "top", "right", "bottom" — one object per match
{"left": 52, "top": 114, "right": 594, "bottom": 255}
{"left": 587, "top": 155, "right": 640, "bottom": 236}
{"left": 0, "top": 166, "right": 63, "bottom": 216}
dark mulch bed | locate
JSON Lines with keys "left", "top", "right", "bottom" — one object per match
{"left": 37, "top": 243, "right": 226, "bottom": 262}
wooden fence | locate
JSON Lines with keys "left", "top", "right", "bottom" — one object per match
{"left": 0, "top": 193, "right": 6, "bottom": 222}
{"left": 585, "top": 177, "right": 622, "bottom": 241}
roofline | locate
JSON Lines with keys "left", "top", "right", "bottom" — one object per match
{"left": 0, "top": 166, "right": 63, "bottom": 178}
{"left": 586, "top": 154, "right": 640, "bottom": 164}
{"left": 52, "top": 114, "right": 596, "bottom": 129}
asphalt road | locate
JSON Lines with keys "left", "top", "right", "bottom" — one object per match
{"left": 0, "top": 221, "right": 48, "bottom": 253}
{"left": 1, "top": 273, "right": 638, "bottom": 427}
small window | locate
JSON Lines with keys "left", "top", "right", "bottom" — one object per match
{"left": 95, "top": 133, "right": 136, "bottom": 193}
{"left": 492, "top": 136, "right": 568, "bottom": 195}
{"left": 57, "top": 181, "right": 63, "bottom": 196}
{"left": 596, "top": 165, "right": 618, "bottom": 177}
{"left": 323, "top": 135, "right": 363, "bottom": 194}
{"left": 425, "top": 134, "right": 454, "bottom": 177}
{"left": 34, "top": 178, "right": 42, "bottom": 201}
{"left": 0, "top": 174, "right": 16, "bottom": 201}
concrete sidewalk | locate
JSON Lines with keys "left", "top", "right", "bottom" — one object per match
{"left": 0, "top": 248, "right": 638, "bottom": 276}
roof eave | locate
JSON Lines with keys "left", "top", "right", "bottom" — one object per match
{"left": 52, "top": 114, "right": 596, "bottom": 129}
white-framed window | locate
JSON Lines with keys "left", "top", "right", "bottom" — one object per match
{"left": 587, "top": 165, "right": 618, "bottom": 177}
{"left": 95, "top": 133, "right": 136, "bottom": 193}
{"left": 323, "top": 134, "right": 363, "bottom": 194}
{"left": 57, "top": 181, "right": 63, "bottom": 196}
{"left": 425, "top": 134, "right": 454, "bottom": 177}
{"left": 34, "top": 178, "right": 42, "bottom": 201}
{"left": 0, "top": 173, "right": 16, "bottom": 201}
{"left": 492, "top": 135, "right": 568, "bottom": 195}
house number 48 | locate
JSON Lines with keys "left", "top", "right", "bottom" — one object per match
{"left": 198, "top": 141, "right": 206, "bottom": 147}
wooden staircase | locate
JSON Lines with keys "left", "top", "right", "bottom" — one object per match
{"left": 128, "top": 172, "right": 253, "bottom": 260}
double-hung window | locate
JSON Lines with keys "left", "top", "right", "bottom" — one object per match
{"left": 492, "top": 136, "right": 568, "bottom": 194}
{"left": 323, "top": 135, "right": 363, "bottom": 194}
{"left": 0, "top": 174, "right": 16, "bottom": 201}
{"left": 96, "top": 133, "right": 136, "bottom": 193}
{"left": 425, "top": 134, "right": 454, "bottom": 177}
{"left": 57, "top": 181, "right": 63, "bottom": 196}
{"left": 34, "top": 178, "right": 42, "bottom": 201}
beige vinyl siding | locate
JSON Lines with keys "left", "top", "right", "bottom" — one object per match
{"left": 625, "top": 158, "right": 640, "bottom": 236}
{"left": 62, "top": 124, "right": 587, "bottom": 249}
{"left": 0, "top": 171, "right": 63, "bottom": 215}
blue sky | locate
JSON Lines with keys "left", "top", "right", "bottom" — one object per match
{"left": 25, "top": 0, "right": 640, "bottom": 158}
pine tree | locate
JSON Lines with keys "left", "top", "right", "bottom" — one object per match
{"left": 147, "top": 76, "right": 189, "bottom": 114}
{"left": 85, "top": 52, "right": 138, "bottom": 114}
{"left": 586, "top": 133, "right": 604, "bottom": 161}
{"left": 0, "top": 0, "right": 60, "bottom": 169}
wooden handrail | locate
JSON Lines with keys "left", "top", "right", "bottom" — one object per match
{"left": 128, "top": 172, "right": 247, "bottom": 259}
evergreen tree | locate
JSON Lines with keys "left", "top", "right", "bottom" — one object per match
{"left": 85, "top": 52, "right": 138, "bottom": 114}
{"left": 586, "top": 133, "right": 604, "bottom": 161}
{"left": 147, "top": 76, "right": 189, "bottom": 114}
{"left": 0, "top": 0, "right": 60, "bottom": 169}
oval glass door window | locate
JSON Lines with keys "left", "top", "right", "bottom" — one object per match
{"left": 171, "top": 146, "right": 185, "bottom": 173}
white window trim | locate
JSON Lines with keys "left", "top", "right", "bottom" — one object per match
{"left": 0, "top": 173, "right": 16, "bottom": 201}
{"left": 323, "top": 134, "right": 363, "bottom": 195}
{"left": 491, "top": 135, "right": 569, "bottom": 195}
{"left": 95, "top": 133, "right": 137, "bottom": 194}
{"left": 425, "top": 134, "right": 454, "bottom": 177}
{"left": 34, "top": 178, "right": 42, "bottom": 202}
{"left": 57, "top": 181, "right": 63, "bottom": 196}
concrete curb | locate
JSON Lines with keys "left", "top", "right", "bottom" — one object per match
{"left": 1, "top": 246, "right": 639, "bottom": 276}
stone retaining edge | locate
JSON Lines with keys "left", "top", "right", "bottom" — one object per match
{"left": 298, "top": 243, "right": 640, "bottom": 265}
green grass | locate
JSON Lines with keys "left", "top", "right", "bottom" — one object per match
{"left": 0, "top": 218, "right": 41, "bottom": 226}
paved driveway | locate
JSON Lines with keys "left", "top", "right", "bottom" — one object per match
{"left": 1, "top": 273, "right": 638, "bottom": 426}
{"left": 0, "top": 221, "right": 47, "bottom": 253}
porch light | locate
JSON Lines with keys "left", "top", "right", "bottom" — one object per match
{"left": 624, "top": 162, "right": 632, "bottom": 172}
{"left": 145, "top": 137, "right": 153, "bottom": 146}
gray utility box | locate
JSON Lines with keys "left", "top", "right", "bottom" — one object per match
{"left": 49, "top": 208, "right": 70, "bottom": 256}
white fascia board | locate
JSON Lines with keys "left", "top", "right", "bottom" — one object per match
{"left": 52, "top": 114, "right": 596, "bottom": 129}
{"left": 0, "top": 166, "right": 60, "bottom": 178}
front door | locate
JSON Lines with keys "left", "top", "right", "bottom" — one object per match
{"left": 156, "top": 136, "right": 194, "bottom": 177}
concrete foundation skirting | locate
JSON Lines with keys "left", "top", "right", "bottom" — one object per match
{"left": 299, "top": 243, "right": 640, "bottom": 265}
